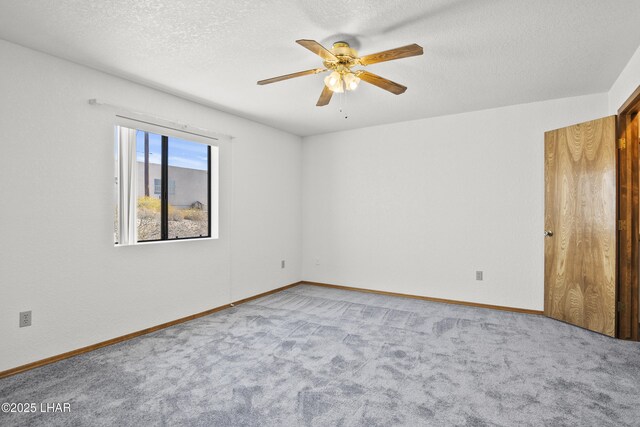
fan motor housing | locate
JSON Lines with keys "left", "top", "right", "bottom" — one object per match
{"left": 324, "top": 41, "right": 358, "bottom": 69}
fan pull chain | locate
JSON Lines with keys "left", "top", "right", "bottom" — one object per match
{"left": 338, "top": 90, "right": 349, "bottom": 119}
{"left": 343, "top": 91, "right": 348, "bottom": 119}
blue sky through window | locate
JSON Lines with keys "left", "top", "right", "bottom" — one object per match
{"left": 135, "top": 131, "right": 208, "bottom": 170}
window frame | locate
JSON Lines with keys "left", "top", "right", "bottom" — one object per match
{"left": 115, "top": 118, "right": 218, "bottom": 245}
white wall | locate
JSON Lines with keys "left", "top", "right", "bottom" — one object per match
{"left": 0, "top": 40, "right": 302, "bottom": 372}
{"left": 609, "top": 44, "right": 640, "bottom": 113}
{"left": 302, "top": 93, "right": 609, "bottom": 311}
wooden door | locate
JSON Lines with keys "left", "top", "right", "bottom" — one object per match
{"left": 633, "top": 113, "right": 639, "bottom": 340}
{"left": 544, "top": 116, "right": 617, "bottom": 337}
{"left": 618, "top": 112, "right": 639, "bottom": 339}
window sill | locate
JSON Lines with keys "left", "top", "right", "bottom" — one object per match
{"left": 115, "top": 236, "right": 218, "bottom": 247}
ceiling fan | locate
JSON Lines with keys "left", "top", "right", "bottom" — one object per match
{"left": 257, "top": 39, "right": 424, "bottom": 107}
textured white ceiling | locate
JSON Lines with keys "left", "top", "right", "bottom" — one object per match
{"left": 1, "top": 0, "right": 639, "bottom": 136}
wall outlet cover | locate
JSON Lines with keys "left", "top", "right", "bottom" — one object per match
{"left": 20, "top": 311, "right": 32, "bottom": 327}
{"left": 476, "top": 271, "right": 483, "bottom": 281}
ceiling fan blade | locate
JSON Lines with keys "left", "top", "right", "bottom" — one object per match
{"left": 257, "top": 68, "right": 325, "bottom": 85}
{"left": 296, "top": 39, "right": 338, "bottom": 62}
{"left": 357, "top": 71, "right": 407, "bottom": 95}
{"left": 316, "top": 86, "right": 333, "bottom": 107}
{"left": 358, "top": 43, "right": 423, "bottom": 66}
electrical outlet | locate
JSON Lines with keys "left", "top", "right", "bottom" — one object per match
{"left": 281, "top": 260, "right": 285, "bottom": 269}
{"left": 315, "top": 258, "right": 320, "bottom": 266}
{"left": 19, "top": 311, "right": 32, "bottom": 327}
{"left": 476, "top": 271, "right": 483, "bottom": 281}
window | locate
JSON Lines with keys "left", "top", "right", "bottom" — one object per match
{"left": 114, "top": 125, "right": 217, "bottom": 244}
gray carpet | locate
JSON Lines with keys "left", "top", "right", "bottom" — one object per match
{"left": 1, "top": 284, "right": 639, "bottom": 426}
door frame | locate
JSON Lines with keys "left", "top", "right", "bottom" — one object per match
{"left": 618, "top": 85, "right": 640, "bottom": 341}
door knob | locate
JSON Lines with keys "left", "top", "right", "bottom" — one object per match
{"left": 544, "top": 230, "right": 553, "bottom": 237}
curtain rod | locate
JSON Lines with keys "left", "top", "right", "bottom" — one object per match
{"left": 88, "top": 98, "right": 231, "bottom": 141}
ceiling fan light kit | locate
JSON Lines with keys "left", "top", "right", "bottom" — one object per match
{"left": 323, "top": 69, "right": 360, "bottom": 93}
{"left": 257, "top": 39, "right": 423, "bottom": 107}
